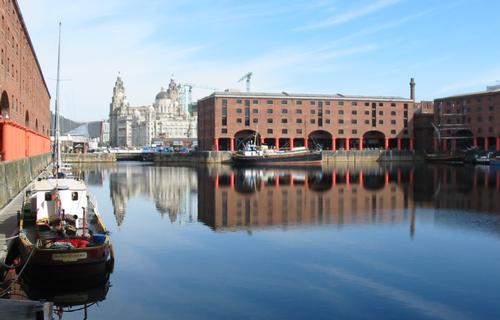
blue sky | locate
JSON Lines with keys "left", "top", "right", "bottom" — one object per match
{"left": 18, "top": 0, "right": 500, "bottom": 121}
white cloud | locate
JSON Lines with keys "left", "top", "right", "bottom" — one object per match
{"left": 298, "top": 0, "right": 404, "bottom": 31}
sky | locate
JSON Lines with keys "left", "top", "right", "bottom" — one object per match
{"left": 17, "top": 0, "right": 500, "bottom": 122}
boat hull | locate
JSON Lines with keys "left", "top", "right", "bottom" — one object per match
{"left": 425, "top": 154, "right": 465, "bottom": 163}
{"left": 490, "top": 159, "right": 500, "bottom": 167}
{"left": 232, "top": 151, "right": 322, "bottom": 165}
{"left": 18, "top": 236, "right": 113, "bottom": 281}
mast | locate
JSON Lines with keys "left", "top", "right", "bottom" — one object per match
{"left": 54, "top": 22, "right": 62, "bottom": 175}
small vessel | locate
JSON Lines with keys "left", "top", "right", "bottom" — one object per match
{"left": 490, "top": 157, "right": 500, "bottom": 167}
{"left": 15, "top": 23, "right": 113, "bottom": 281}
{"left": 17, "top": 178, "right": 114, "bottom": 280}
{"left": 425, "top": 153, "right": 465, "bottom": 163}
{"left": 231, "top": 143, "right": 322, "bottom": 165}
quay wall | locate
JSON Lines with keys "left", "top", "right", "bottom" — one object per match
{"left": 322, "top": 150, "right": 423, "bottom": 163}
{"left": 154, "top": 151, "right": 232, "bottom": 164}
{"left": 62, "top": 153, "right": 117, "bottom": 163}
{"left": 0, "top": 153, "right": 51, "bottom": 209}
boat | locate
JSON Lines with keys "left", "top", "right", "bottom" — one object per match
{"left": 14, "top": 23, "right": 113, "bottom": 281}
{"left": 425, "top": 153, "right": 465, "bottom": 163}
{"left": 16, "top": 178, "right": 114, "bottom": 280}
{"left": 231, "top": 143, "right": 322, "bottom": 165}
{"left": 490, "top": 157, "right": 500, "bottom": 167}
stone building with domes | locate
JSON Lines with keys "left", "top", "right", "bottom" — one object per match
{"left": 109, "top": 75, "right": 197, "bottom": 147}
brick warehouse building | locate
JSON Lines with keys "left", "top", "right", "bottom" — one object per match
{"left": 0, "top": 0, "right": 51, "bottom": 161}
{"left": 198, "top": 80, "right": 417, "bottom": 152}
{"left": 433, "top": 85, "right": 500, "bottom": 152}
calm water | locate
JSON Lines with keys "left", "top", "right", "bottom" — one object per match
{"left": 30, "top": 163, "right": 500, "bottom": 319}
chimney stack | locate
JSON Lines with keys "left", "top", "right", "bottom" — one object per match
{"left": 410, "top": 78, "right": 415, "bottom": 101}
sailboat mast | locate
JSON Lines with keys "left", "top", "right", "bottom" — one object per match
{"left": 54, "top": 22, "right": 62, "bottom": 175}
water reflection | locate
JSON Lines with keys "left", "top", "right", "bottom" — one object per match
{"left": 78, "top": 163, "right": 500, "bottom": 234}
{"left": 199, "top": 164, "right": 500, "bottom": 235}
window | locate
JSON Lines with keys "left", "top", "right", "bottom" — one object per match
{"left": 391, "top": 111, "right": 396, "bottom": 116}
{"left": 326, "top": 109, "right": 330, "bottom": 115}
{"left": 45, "top": 192, "right": 52, "bottom": 201}
{"left": 281, "top": 100, "right": 288, "bottom": 105}
{"left": 404, "top": 104, "right": 408, "bottom": 109}
{"left": 391, "top": 120, "right": 396, "bottom": 125}
{"left": 365, "top": 120, "right": 370, "bottom": 124}
{"left": 281, "top": 109, "right": 288, "bottom": 114}
{"left": 245, "top": 99, "right": 250, "bottom": 107}
{"left": 311, "top": 110, "right": 316, "bottom": 114}
{"left": 352, "top": 110, "right": 357, "bottom": 115}
{"left": 338, "top": 129, "right": 344, "bottom": 134}
{"left": 379, "top": 111, "right": 383, "bottom": 116}
{"left": 222, "top": 117, "right": 227, "bottom": 126}
{"left": 71, "top": 192, "right": 79, "bottom": 201}
{"left": 296, "top": 109, "right": 302, "bottom": 114}
{"left": 391, "top": 103, "right": 396, "bottom": 107}
{"left": 252, "top": 109, "right": 258, "bottom": 114}
{"left": 352, "top": 101, "right": 357, "bottom": 106}
{"left": 365, "top": 102, "right": 370, "bottom": 106}
{"left": 237, "top": 118, "right": 242, "bottom": 123}
{"left": 489, "top": 106, "right": 494, "bottom": 111}
{"left": 339, "top": 110, "right": 344, "bottom": 115}
{"left": 296, "top": 129, "right": 302, "bottom": 134}
{"left": 379, "top": 120, "right": 383, "bottom": 124}
{"left": 311, "top": 101, "right": 316, "bottom": 105}
{"left": 338, "top": 119, "right": 344, "bottom": 124}
{"left": 352, "top": 129, "right": 357, "bottom": 134}
{"left": 379, "top": 103, "right": 383, "bottom": 106}
{"left": 267, "top": 118, "right": 273, "bottom": 123}
{"left": 281, "top": 119, "right": 288, "bottom": 123}
{"left": 267, "top": 109, "right": 273, "bottom": 114}
{"left": 296, "top": 119, "right": 302, "bottom": 123}
{"left": 267, "top": 129, "right": 273, "bottom": 134}
{"left": 236, "top": 99, "right": 242, "bottom": 104}
{"left": 351, "top": 119, "right": 357, "bottom": 124}
{"left": 282, "top": 129, "right": 288, "bottom": 134}
{"left": 310, "top": 119, "right": 316, "bottom": 124}
{"left": 391, "top": 129, "right": 396, "bottom": 134}
{"left": 222, "top": 99, "right": 228, "bottom": 107}
{"left": 326, "top": 101, "right": 331, "bottom": 105}
{"left": 296, "top": 100, "right": 302, "bottom": 105}
{"left": 221, "top": 128, "right": 227, "bottom": 133}
{"left": 222, "top": 106, "right": 228, "bottom": 115}
{"left": 267, "top": 100, "right": 273, "bottom": 104}
{"left": 253, "top": 99, "right": 258, "bottom": 104}
{"left": 338, "top": 101, "right": 344, "bottom": 106}
{"left": 325, "top": 119, "right": 330, "bottom": 124}
{"left": 253, "top": 118, "right": 258, "bottom": 123}
{"left": 236, "top": 108, "right": 242, "bottom": 114}
{"left": 364, "top": 111, "right": 369, "bottom": 115}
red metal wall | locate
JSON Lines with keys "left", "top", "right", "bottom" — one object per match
{"left": 0, "top": 120, "right": 50, "bottom": 161}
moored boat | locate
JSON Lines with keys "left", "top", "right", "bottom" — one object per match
{"left": 17, "top": 178, "right": 114, "bottom": 280}
{"left": 231, "top": 144, "right": 322, "bottom": 165}
{"left": 425, "top": 153, "right": 465, "bottom": 163}
{"left": 490, "top": 157, "right": 500, "bottom": 167}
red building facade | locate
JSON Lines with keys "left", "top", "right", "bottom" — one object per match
{"left": 198, "top": 91, "right": 416, "bottom": 152}
{"left": 0, "top": 0, "right": 51, "bottom": 161}
{"left": 433, "top": 86, "right": 500, "bottom": 152}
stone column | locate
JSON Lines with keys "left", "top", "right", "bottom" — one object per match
{"left": 276, "top": 137, "right": 280, "bottom": 150}
{"left": 496, "top": 137, "right": 500, "bottom": 151}
{"left": 484, "top": 137, "right": 489, "bottom": 151}
{"left": 385, "top": 137, "right": 389, "bottom": 150}
{"left": 214, "top": 138, "right": 219, "bottom": 151}
{"left": 345, "top": 137, "right": 350, "bottom": 151}
{"left": 397, "top": 138, "right": 402, "bottom": 151}
{"left": 290, "top": 138, "right": 294, "bottom": 149}
{"left": 409, "top": 138, "right": 414, "bottom": 151}
{"left": 230, "top": 138, "right": 234, "bottom": 152}
{"left": 359, "top": 137, "right": 364, "bottom": 150}
{"left": 332, "top": 138, "right": 336, "bottom": 150}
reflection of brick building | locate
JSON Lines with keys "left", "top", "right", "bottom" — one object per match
{"left": 433, "top": 86, "right": 500, "bottom": 152}
{"left": 198, "top": 80, "right": 417, "bottom": 152}
{"left": 198, "top": 167, "right": 414, "bottom": 231}
{"left": 0, "top": 0, "right": 51, "bottom": 161}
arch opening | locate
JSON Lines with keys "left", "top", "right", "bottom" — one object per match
{"left": 363, "top": 130, "right": 385, "bottom": 149}
{"left": 308, "top": 130, "right": 332, "bottom": 150}
{"left": 234, "top": 130, "right": 261, "bottom": 150}
{"left": 0, "top": 91, "right": 9, "bottom": 118}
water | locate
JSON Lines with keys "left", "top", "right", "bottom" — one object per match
{"left": 32, "top": 163, "right": 500, "bottom": 319}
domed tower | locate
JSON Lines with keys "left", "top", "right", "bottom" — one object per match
{"left": 110, "top": 74, "right": 129, "bottom": 147}
{"left": 154, "top": 86, "right": 169, "bottom": 114}
{"left": 167, "top": 79, "right": 179, "bottom": 102}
